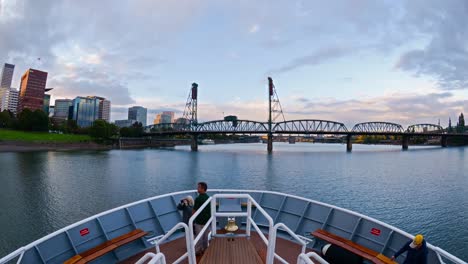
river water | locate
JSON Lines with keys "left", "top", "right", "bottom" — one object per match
{"left": 0, "top": 143, "right": 467, "bottom": 260}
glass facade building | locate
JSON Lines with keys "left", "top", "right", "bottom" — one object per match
{"left": 71, "top": 96, "right": 111, "bottom": 127}
{"left": 72, "top": 97, "right": 100, "bottom": 127}
{"left": 128, "top": 106, "right": 147, "bottom": 126}
{"left": 0, "top": 63, "right": 14, "bottom": 89}
{"left": 54, "top": 99, "right": 73, "bottom": 119}
{"left": 43, "top": 94, "right": 51, "bottom": 114}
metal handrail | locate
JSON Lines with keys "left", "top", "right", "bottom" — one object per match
{"left": 188, "top": 196, "right": 213, "bottom": 263}
{"left": 147, "top": 222, "right": 194, "bottom": 264}
{"left": 135, "top": 252, "right": 167, "bottom": 264}
{"left": 297, "top": 252, "right": 329, "bottom": 264}
{"left": 271, "top": 223, "right": 308, "bottom": 263}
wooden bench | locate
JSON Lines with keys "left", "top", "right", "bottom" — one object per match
{"left": 64, "top": 229, "right": 148, "bottom": 264}
{"left": 311, "top": 229, "right": 396, "bottom": 264}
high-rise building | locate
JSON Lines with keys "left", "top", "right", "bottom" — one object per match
{"left": 17, "top": 69, "right": 48, "bottom": 113}
{"left": 54, "top": 99, "right": 73, "bottom": 119}
{"left": 153, "top": 112, "right": 173, "bottom": 124}
{"left": 0, "top": 63, "right": 14, "bottom": 89}
{"left": 0, "top": 88, "right": 19, "bottom": 114}
{"left": 98, "top": 98, "right": 111, "bottom": 122}
{"left": 162, "top": 111, "right": 175, "bottom": 123}
{"left": 72, "top": 96, "right": 100, "bottom": 127}
{"left": 43, "top": 94, "right": 51, "bottom": 114}
{"left": 128, "top": 106, "right": 147, "bottom": 126}
{"left": 71, "top": 96, "right": 110, "bottom": 127}
{"left": 0, "top": 63, "right": 15, "bottom": 110}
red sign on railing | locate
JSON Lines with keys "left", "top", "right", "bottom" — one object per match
{"left": 80, "top": 228, "right": 90, "bottom": 236}
{"left": 371, "top": 228, "right": 381, "bottom": 236}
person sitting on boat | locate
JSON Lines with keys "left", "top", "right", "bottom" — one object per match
{"left": 177, "top": 195, "right": 194, "bottom": 225}
{"left": 391, "top": 234, "right": 428, "bottom": 264}
{"left": 193, "top": 182, "right": 211, "bottom": 255}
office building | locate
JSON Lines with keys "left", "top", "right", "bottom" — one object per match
{"left": 0, "top": 63, "right": 15, "bottom": 111}
{"left": 128, "top": 106, "right": 147, "bottom": 126}
{"left": 17, "top": 69, "right": 48, "bottom": 113}
{"left": 0, "top": 88, "right": 19, "bottom": 114}
{"left": 71, "top": 96, "right": 110, "bottom": 127}
{"left": 43, "top": 94, "right": 51, "bottom": 114}
{"left": 54, "top": 99, "right": 73, "bottom": 119}
{"left": 72, "top": 96, "right": 100, "bottom": 127}
{"left": 98, "top": 98, "right": 111, "bottom": 122}
{"left": 163, "top": 111, "right": 175, "bottom": 123}
{"left": 154, "top": 111, "right": 174, "bottom": 124}
{"left": 115, "top": 119, "right": 137, "bottom": 128}
{"left": 0, "top": 63, "right": 14, "bottom": 89}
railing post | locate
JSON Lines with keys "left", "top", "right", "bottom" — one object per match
{"left": 246, "top": 199, "right": 252, "bottom": 237}
{"left": 211, "top": 197, "right": 217, "bottom": 237}
{"left": 266, "top": 224, "right": 275, "bottom": 263}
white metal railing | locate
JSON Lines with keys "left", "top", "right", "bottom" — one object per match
{"left": 188, "top": 196, "right": 214, "bottom": 263}
{"left": 271, "top": 223, "right": 308, "bottom": 264}
{"left": 187, "top": 193, "right": 276, "bottom": 263}
{"left": 146, "top": 222, "right": 194, "bottom": 264}
{"left": 297, "top": 252, "right": 329, "bottom": 264}
{"left": 135, "top": 252, "right": 167, "bottom": 264}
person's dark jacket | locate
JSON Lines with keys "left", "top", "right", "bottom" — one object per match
{"left": 394, "top": 240, "right": 428, "bottom": 264}
{"left": 193, "top": 193, "right": 210, "bottom": 225}
{"left": 177, "top": 201, "right": 193, "bottom": 225}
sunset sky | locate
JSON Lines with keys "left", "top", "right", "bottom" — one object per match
{"left": 1, "top": 0, "right": 468, "bottom": 127}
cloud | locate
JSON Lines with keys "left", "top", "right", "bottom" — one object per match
{"left": 249, "top": 24, "right": 260, "bottom": 33}
{"left": 0, "top": 0, "right": 201, "bottom": 105}
{"left": 285, "top": 92, "right": 466, "bottom": 127}
{"left": 394, "top": 0, "right": 468, "bottom": 90}
{"left": 268, "top": 45, "right": 357, "bottom": 74}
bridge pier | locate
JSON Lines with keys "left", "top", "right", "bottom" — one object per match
{"left": 441, "top": 135, "right": 447, "bottom": 148}
{"left": 402, "top": 135, "right": 409, "bottom": 150}
{"left": 267, "top": 133, "right": 273, "bottom": 153}
{"left": 346, "top": 134, "right": 352, "bottom": 152}
{"left": 191, "top": 134, "right": 198, "bottom": 151}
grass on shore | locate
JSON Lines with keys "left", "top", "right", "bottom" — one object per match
{"left": 0, "top": 129, "right": 92, "bottom": 143}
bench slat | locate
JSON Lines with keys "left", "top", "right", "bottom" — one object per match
{"left": 311, "top": 229, "right": 395, "bottom": 264}
{"left": 64, "top": 229, "right": 148, "bottom": 264}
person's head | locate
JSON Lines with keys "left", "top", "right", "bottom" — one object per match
{"left": 409, "top": 234, "right": 424, "bottom": 249}
{"left": 197, "top": 182, "right": 208, "bottom": 194}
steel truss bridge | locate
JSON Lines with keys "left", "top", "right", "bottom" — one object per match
{"left": 147, "top": 120, "right": 447, "bottom": 136}
{"left": 146, "top": 120, "right": 464, "bottom": 152}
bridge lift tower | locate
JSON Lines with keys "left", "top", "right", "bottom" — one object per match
{"left": 268, "top": 77, "right": 286, "bottom": 153}
{"left": 183, "top": 83, "right": 199, "bottom": 151}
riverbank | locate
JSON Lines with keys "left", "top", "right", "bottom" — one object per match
{"left": 0, "top": 129, "right": 112, "bottom": 152}
{"left": 0, "top": 141, "right": 112, "bottom": 152}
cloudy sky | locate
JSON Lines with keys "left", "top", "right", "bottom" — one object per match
{"left": 1, "top": 0, "right": 468, "bottom": 127}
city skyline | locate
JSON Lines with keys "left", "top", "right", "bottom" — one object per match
{"left": 1, "top": 0, "right": 468, "bottom": 127}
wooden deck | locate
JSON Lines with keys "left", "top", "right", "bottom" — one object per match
{"left": 120, "top": 231, "right": 319, "bottom": 264}
{"left": 199, "top": 237, "right": 263, "bottom": 264}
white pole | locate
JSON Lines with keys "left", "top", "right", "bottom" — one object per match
{"left": 211, "top": 197, "right": 217, "bottom": 236}
{"left": 246, "top": 199, "right": 252, "bottom": 237}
